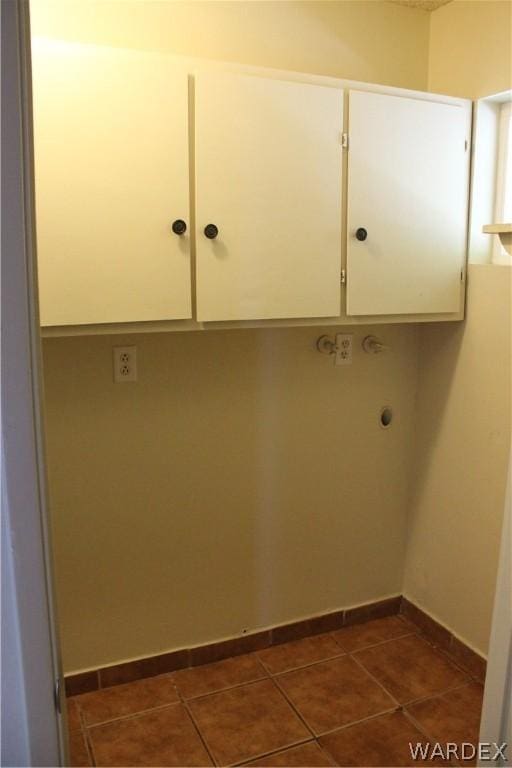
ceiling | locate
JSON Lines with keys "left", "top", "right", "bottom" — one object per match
{"left": 388, "top": 0, "right": 453, "bottom": 10}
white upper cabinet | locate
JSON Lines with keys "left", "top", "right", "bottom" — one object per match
{"left": 346, "top": 90, "right": 468, "bottom": 316}
{"left": 32, "top": 41, "right": 192, "bottom": 326}
{"left": 32, "top": 43, "right": 471, "bottom": 333}
{"left": 194, "top": 72, "right": 343, "bottom": 321}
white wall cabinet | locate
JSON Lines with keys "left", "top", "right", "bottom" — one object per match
{"left": 195, "top": 73, "right": 343, "bottom": 321}
{"left": 31, "top": 43, "right": 471, "bottom": 333}
{"left": 32, "top": 41, "right": 192, "bottom": 326}
{"left": 346, "top": 90, "right": 468, "bottom": 316}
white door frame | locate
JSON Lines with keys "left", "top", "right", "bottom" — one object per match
{"left": 1, "top": 0, "right": 64, "bottom": 764}
{"left": 479, "top": 458, "right": 512, "bottom": 766}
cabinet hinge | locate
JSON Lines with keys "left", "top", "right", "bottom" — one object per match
{"left": 340, "top": 269, "right": 346, "bottom": 285}
{"left": 341, "top": 133, "right": 349, "bottom": 149}
{"left": 461, "top": 269, "right": 464, "bottom": 282}
{"left": 464, "top": 139, "right": 468, "bottom": 152}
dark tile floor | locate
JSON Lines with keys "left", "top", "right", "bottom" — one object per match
{"left": 67, "top": 616, "right": 483, "bottom": 767}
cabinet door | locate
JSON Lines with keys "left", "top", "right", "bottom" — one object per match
{"left": 346, "top": 90, "right": 468, "bottom": 316}
{"left": 195, "top": 72, "right": 343, "bottom": 321}
{"left": 32, "top": 40, "right": 191, "bottom": 326}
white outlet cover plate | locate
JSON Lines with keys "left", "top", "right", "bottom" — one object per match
{"left": 113, "top": 345, "right": 137, "bottom": 382}
{"left": 335, "top": 333, "right": 353, "bottom": 366}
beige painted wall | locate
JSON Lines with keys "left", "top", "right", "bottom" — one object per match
{"left": 403, "top": 0, "right": 512, "bottom": 656}
{"left": 30, "top": 0, "right": 430, "bottom": 89}
{"left": 404, "top": 266, "right": 511, "bottom": 655}
{"left": 44, "top": 326, "right": 418, "bottom": 671}
{"left": 429, "top": 0, "right": 511, "bottom": 98}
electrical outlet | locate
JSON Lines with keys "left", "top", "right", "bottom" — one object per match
{"left": 113, "top": 346, "right": 137, "bottom": 382}
{"left": 335, "top": 333, "right": 353, "bottom": 366}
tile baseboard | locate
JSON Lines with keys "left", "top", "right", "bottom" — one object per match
{"left": 64, "top": 670, "right": 100, "bottom": 696}
{"left": 400, "top": 597, "right": 487, "bottom": 683}
{"left": 64, "top": 594, "right": 486, "bottom": 695}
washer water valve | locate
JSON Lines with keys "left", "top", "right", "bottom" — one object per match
{"left": 317, "top": 334, "right": 353, "bottom": 366}
{"left": 362, "top": 335, "right": 389, "bottom": 354}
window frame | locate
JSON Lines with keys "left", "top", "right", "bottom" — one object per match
{"left": 492, "top": 99, "right": 512, "bottom": 264}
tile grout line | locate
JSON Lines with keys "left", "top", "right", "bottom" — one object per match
{"left": 255, "top": 627, "right": 418, "bottom": 681}
{"left": 349, "top": 651, "right": 402, "bottom": 709}
{"left": 402, "top": 705, "right": 443, "bottom": 743}
{"left": 316, "top": 704, "right": 401, "bottom": 739}
{"left": 268, "top": 675, "right": 317, "bottom": 739}
{"left": 176, "top": 672, "right": 271, "bottom": 703}
{"left": 401, "top": 708, "right": 460, "bottom": 767}
{"left": 349, "top": 640, "right": 473, "bottom": 712}
{"left": 262, "top": 649, "right": 347, "bottom": 678}
{"left": 328, "top": 630, "right": 350, "bottom": 655}
{"left": 74, "top": 704, "right": 96, "bottom": 767}
{"left": 176, "top": 672, "right": 273, "bottom": 704}
{"left": 230, "top": 738, "right": 324, "bottom": 767}
{"left": 252, "top": 656, "right": 272, "bottom": 681}
{"left": 82, "top": 724, "right": 97, "bottom": 768}
{"left": 313, "top": 740, "right": 340, "bottom": 768}
{"left": 435, "top": 644, "right": 485, "bottom": 683}
{"left": 75, "top": 670, "right": 175, "bottom": 699}
{"left": 334, "top": 629, "right": 415, "bottom": 655}
{"left": 317, "top": 737, "right": 339, "bottom": 768}
{"left": 401, "top": 679, "right": 478, "bottom": 709}
{"left": 411, "top": 629, "right": 483, "bottom": 684}
{"left": 176, "top": 687, "right": 218, "bottom": 767}
{"left": 80, "top": 699, "right": 186, "bottom": 730}
{"left": 228, "top": 736, "right": 316, "bottom": 767}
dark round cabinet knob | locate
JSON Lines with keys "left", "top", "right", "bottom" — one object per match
{"left": 204, "top": 224, "right": 219, "bottom": 240}
{"left": 171, "top": 219, "right": 187, "bottom": 235}
{"left": 356, "top": 227, "right": 368, "bottom": 242}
